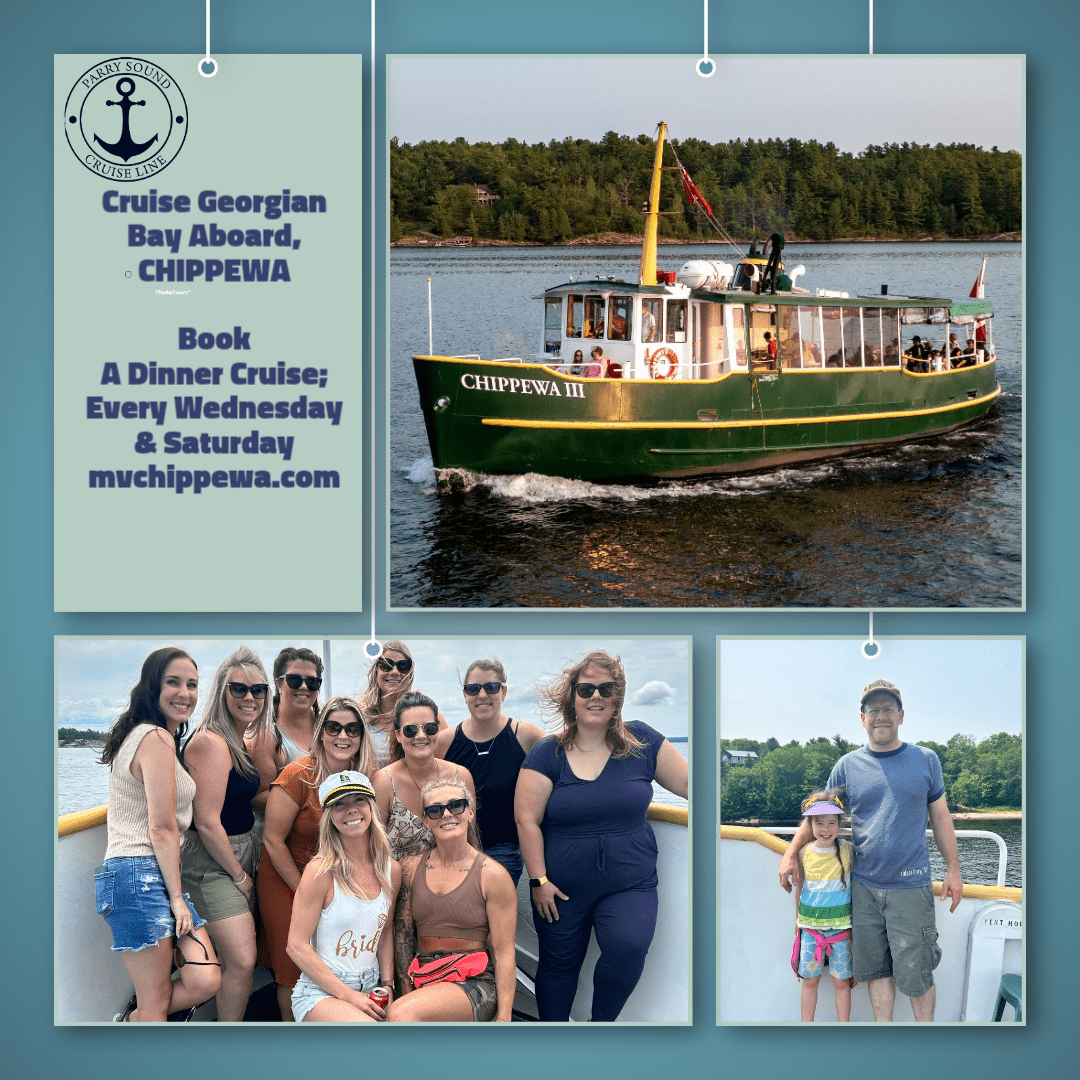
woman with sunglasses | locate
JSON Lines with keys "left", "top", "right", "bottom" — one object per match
{"left": 96, "top": 647, "right": 221, "bottom": 1021}
{"left": 437, "top": 658, "right": 543, "bottom": 886}
{"left": 181, "top": 646, "right": 272, "bottom": 1021}
{"left": 287, "top": 770, "right": 399, "bottom": 1022}
{"left": 248, "top": 646, "right": 324, "bottom": 785}
{"left": 372, "top": 692, "right": 474, "bottom": 862}
{"left": 515, "top": 650, "right": 688, "bottom": 1022}
{"left": 357, "top": 642, "right": 446, "bottom": 769}
{"left": 259, "top": 696, "right": 376, "bottom": 1021}
{"left": 389, "top": 777, "right": 516, "bottom": 1022}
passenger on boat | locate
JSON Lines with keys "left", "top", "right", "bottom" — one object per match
{"left": 259, "top": 696, "right": 377, "bottom": 1021}
{"left": 373, "top": 692, "right": 475, "bottom": 865}
{"left": 778, "top": 679, "right": 963, "bottom": 1022}
{"left": 640, "top": 302, "right": 658, "bottom": 343}
{"left": 248, "top": 646, "right": 324, "bottom": 784}
{"left": 287, "top": 771, "right": 399, "bottom": 1022}
{"left": 96, "top": 648, "right": 221, "bottom": 1022}
{"left": 791, "top": 790, "right": 854, "bottom": 1023}
{"left": 515, "top": 650, "right": 688, "bottom": 1022}
{"left": 181, "top": 646, "right": 272, "bottom": 1022}
{"left": 389, "top": 777, "right": 516, "bottom": 1022}
{"left": 569, "top": 349, "right": 586, "bottom": 376}
{"left": 357, "top": 641, "right": 447, "bottom": 769}
{"left": 437, "top": 658, "right": 544, "bottom": 886}
{"left": 586, "top": 346, "right": 607, "bottom": 377}
{"left": 954, "top": 340, "right": 978, "bottom": 368}
{"left": 764, "top": 332, "right": 778, "bottom": 362}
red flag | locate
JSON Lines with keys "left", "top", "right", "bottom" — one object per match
{"left": 681, "top": 168, "right": 712, "bottom": 217}
{"left": 970, "top": 256, "right": 987, "bottom": 298}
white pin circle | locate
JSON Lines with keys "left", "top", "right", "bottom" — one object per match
{"left": 198, "top": 57, "right": 218, "bottom": 78}
{"left": 861, "top": 640, "right": 881, "bottom": 659}
{"left": 363, "top": 640, "right": 382, "bottom": 660}
{"left": 697, "top": 57, "right": 715, "bottom": 78}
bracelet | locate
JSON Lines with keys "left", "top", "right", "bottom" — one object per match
{"left": 232, "top": 871, "right": 248, "bottom": 886}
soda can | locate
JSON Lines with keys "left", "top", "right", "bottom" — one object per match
{"left": 370, "top": 986, "right": 390, "bottom": 1011}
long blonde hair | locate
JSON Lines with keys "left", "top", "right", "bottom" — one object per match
{"left": 314, "top": 792, "right": 393, "bottom": 900}
{"left": 356, "top": 640, "right": 415, "bottom": 721}
{"left": 308, "top": 696, "right": 377, "bottom": 785}
{"left": 187, "top": 646, "right": 270, "bottom": 777}
{"left": 540, "top": 650, "right": 643, "bottom": 759}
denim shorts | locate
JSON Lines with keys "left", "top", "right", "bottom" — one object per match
{"left": 852, "top": 879, "right": 941, "bottom": 997}
{"left": 292, "top": 965, "right": 378, "bottom": 1023}
{"left": 95, "top": 856, "right": 206, "bottom": 953}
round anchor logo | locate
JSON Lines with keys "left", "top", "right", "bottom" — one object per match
{"left": 63, "top": 57, "right": 188, "bottom": 181}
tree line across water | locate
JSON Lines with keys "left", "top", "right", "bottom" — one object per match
{"left": 721, "top": 733, "right": 1021, "bottom": 821}
{"left": 390, "top": 132, "right": 1021, "bottom": 244}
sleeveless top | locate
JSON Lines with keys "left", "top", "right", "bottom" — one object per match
{"left": 797, "top": 841, "right": 854, "bottom": 930}
{"left": 411, "top": 849, "right": 489, "bottom": 941}
{"left": 105, "top": 724, "right": 196, "bottom": 860}
{"left": 385, "top": 774, "right": 434, "bottom": 860}
{"left": 181, "top": 737, "right": 259, "bottom": 837}
{"left": 443, "top": 718, "right": 524, "bottom": 848}
{"left": 278, "top": 725, "right": 308, "bottom": 765}
{"left": 311, "top": 877, "right": 391, "bottom": 974}
{"left": 369, "top": 727, "right": 393, "bottom": 770}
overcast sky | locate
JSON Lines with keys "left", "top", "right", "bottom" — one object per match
{"left": 56, "top": 637, "right": 689, "bottom": 739}
{"left": 388, "top": 56, "right": 1023, "bottom": 154}
{"left": 719, "top": 638, "right": 1021, "bottom": 745}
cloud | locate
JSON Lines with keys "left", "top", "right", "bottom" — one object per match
{"left": 629, "top": 681, "right": 675, "bottom": 707}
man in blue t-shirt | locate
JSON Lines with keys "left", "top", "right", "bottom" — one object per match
{"left": 778, "top": 679, "right": 963, "bottom": 1021}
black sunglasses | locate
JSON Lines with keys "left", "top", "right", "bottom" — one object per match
{"left": 573, "top": 682, "right": 616, "bottom": 699}
{"left": 464, "top": 681, "right": 504, "bottom": 696}
{"left": 422, "top": 798, "right": 469, "bottom": 820}
{"left": 323, "top": 719, "right": 363, "bottom": 738}
{"left": 376, "top": 656, "right": 413, "bottom": 674}
{"left": 281, "top": 673, "right": 322, "bottom": 691}
{"left": 227, "top": 682, "right": 268, "bottom": 700}
{"left": 400, "top": 720, "right": 440, "bottom": 739}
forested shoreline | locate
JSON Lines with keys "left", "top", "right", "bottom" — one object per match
{"left": 720, "top": 733, "right": 1021, "bottom": 821}
{"left": 391, "top": 132, "right": 1021, "bottom": 246}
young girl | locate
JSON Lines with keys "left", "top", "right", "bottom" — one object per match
{"left": 793, "top": 790, "right": 854, "bottom": 1022}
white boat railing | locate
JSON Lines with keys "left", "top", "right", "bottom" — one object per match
{"left": 755, "top": 826, "right": 1010, "bottom": 887}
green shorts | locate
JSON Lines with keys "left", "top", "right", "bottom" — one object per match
{"left": 852, "top": 879, "right": 941, "bottom": 998}
{"left": 180, "top": 827, "right": 259, "bottom": 923}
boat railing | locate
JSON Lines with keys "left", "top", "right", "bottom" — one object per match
{"left": 755, "top": 826, "right": 1010, "bottom": 887}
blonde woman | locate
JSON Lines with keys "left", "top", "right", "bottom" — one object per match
{"left": 259, "top": 696, "right": 376, "bottom": 1021}
{"left": 287, "top": 771, "right": 400, "bottom": 1022}
{"left": 181, "top": 646, "right": 272, "bottom": 1022}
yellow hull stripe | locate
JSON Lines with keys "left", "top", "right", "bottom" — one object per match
{"left": 720, "top": 824, "right": 1021, "bottom": 901}
{"left": 481, "top": 386, "right": 1001, "bottom": 431}
{"left": 58, "top": 804, "right": 107, "bottom": 837}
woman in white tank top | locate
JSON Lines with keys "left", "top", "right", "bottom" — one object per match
{"left": 287, "top": 771, "right": 401, "bottom": 1022}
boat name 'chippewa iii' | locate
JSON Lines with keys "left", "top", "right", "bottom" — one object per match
{"left": 461, "top": 372, "right": 585, "bottom": 398}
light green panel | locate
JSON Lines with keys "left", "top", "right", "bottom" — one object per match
{"left": 54, "top": 55, "right": 362, "bottom": 611}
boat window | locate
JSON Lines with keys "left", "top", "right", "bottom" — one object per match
{"left": 641, "top": 298, "right": 662, "bottom": 343}
{"left": 608, "top": 295, "right": 632, "bottom": 341}
{"left": 797, "top": 307, "right": 822, "bottom": 367}
{"left": 666, "top": 299, "right": 687, "bottom": 343}
{"left": 566, "top": 294, "right": 583, "bottom": 339}
{"left": 820, "top": 307, "right": 844, "bottom": 367}
{"left": 881, "top": 308, "right": 901, "bottom": 366}
{"left": 584, "top": 294, "right": 606, "bottom": 339}
{"left": 748, "top": 306, "right": 776, "bottom": 362}
{"left": 544, "top": 298, "right": 563, "bottom": 355}
{"left": 730, "top": 306, "right": 747, "bottom": 367}
{"left": 778, "top": 306, "right": 801, "bottom": 368}
{"left": 841, "top": 308, "right": 866, "bottom": 367}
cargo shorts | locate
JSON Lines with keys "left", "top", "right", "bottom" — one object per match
{"left": 851, "top": 878, "right": 941, "bottom": 997}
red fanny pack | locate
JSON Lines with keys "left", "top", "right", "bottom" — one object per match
{"left": 791, "top": 926, "right": 852, "bottom": 977}
{"left": 408, "top": 951, "right": 488, "bottom": 988}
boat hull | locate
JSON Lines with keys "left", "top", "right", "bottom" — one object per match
{"left": 412, "top": 355, "right": 1001, "bottom": 482}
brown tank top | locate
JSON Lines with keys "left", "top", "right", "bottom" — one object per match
{"left": 411, "top": 849, "right": 489, "bottom": 941}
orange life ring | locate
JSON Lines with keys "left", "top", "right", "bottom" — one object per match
{"left": 648, "top": 348, "right": 679, "bottom": 380}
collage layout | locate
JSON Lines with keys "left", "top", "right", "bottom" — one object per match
{"left": 50, "top": 22, "right": 1028, "bottom": 1040}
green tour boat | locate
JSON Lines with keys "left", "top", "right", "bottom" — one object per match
{"left": 411, "top": 123, "right": 1001, "bottom": 484}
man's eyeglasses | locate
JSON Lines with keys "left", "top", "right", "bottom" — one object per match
{"left": 864, "top": 706, "right": 899, "bottom": 718}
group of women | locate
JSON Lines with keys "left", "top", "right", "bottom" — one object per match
{"left": 95, "top": 643, "right": 688, "bottom": 1024}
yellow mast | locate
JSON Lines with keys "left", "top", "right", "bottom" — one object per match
{"left": 638, "top": 121, "right": 667, "bottom": 286}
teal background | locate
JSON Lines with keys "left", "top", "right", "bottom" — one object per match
{"left": 2, "top": 0, "right": 1073, "bottom": 1071}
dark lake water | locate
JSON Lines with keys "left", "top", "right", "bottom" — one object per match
{"left": 390, "top": 242, "right": 1021, "bottom": 608}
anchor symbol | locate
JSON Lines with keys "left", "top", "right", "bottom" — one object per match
{"left": 93, "top": 77, "right": 159, "bottom": 161}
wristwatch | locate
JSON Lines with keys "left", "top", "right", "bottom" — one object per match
{"left": 528, "top": 875, "right": 548, "bottom": 888}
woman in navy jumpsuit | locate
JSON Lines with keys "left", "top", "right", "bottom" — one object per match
{"left": 515, "top": 651, "right": 688, "bottom": 1021}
